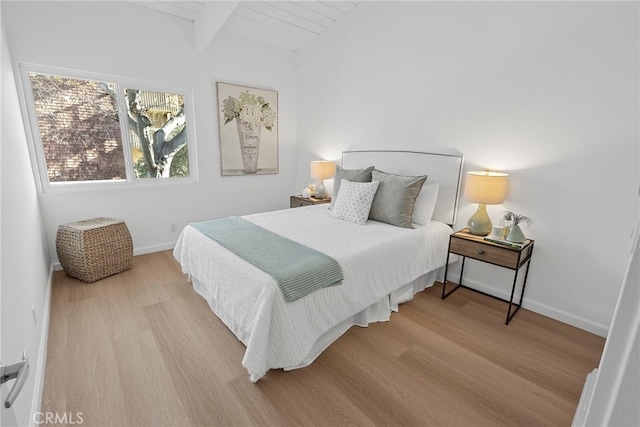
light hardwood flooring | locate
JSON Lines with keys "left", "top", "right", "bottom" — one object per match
{"left": 42, "top": 250, "right": 605, "bottom": 426}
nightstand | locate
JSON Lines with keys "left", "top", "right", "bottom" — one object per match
{"left": 290, "top": 195, "right": 331, "bottom": 208}
{"left": 442, "top": 228, "right": 534, "bottom": 325}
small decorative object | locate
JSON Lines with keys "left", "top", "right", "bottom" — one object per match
{"left": 498, "top": 214, "right": 512, "bottom": 239}
{"left": 310, "top": 160, "right": 336, "bottom": 200}
{"left": 217, "top": 82, "right": 278, "bottom": 176}
{"left": 491, "top": 225, "right": 505, "bottom": 239}
{"left": 302, "top": 188, "right": 312, "bottom": 198}
{"left": 463, "top": 170, "right": 509, "bottom": 236}
{"left": 501, "top": 211, "right": 533, "bottom": 243}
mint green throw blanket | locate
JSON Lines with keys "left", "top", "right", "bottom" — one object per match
{"left": 192, "top": 217, "right": 344, "bottom": 302}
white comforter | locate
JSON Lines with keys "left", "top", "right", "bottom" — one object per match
{"left": 173, "top": 205, "right": 452, "bottom": 381}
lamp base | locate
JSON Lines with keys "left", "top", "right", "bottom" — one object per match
{"left": 468, "top": 204, "right": 492, "bottom": 236}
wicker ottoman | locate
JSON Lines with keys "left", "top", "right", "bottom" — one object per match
{"left": 56, "top": 217, "right": 133, "bottom": 283}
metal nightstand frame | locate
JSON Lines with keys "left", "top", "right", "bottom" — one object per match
{"left": 441, "top": 231, "right": 535, "bottom": 325}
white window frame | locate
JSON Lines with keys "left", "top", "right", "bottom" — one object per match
{"left": 18, "top": 62, "right": 199, "bottom": 193}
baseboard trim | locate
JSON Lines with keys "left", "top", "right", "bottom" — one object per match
{"left": 52, "top": 241, "right": 177, "bottom": 271}
{"left": 133, "top": 241, "right": 176, "bottom": 256}
{"left": 447, "top": 273, "right": 609, "bottom": 337}
{"left": 29, "top": 264, "right": 54, "bottom": 427}
{"left": 572, "top": 368, "right": 599, "bottom": 426}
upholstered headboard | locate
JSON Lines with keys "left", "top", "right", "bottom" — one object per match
{"left": 341, "top": 150, "right": 464, "bottom": 225}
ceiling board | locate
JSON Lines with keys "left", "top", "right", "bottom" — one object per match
{"left": 233, "top": 5, "right": 318, "bottom": 38}
{"left": 130, "top": 1, "right": 205, "bottom": 21}
{"left": 223, "top": 14, "right": 306, "bottom": 51}
{"left": 171, "top": 1, "right": 206, "bottom": 14}
{"left": 268, "top": 2, "right": 335, "bottom": 28}
{"left": 322, "top": 1, "right": 357, "bottom": 13}
{"left": 292, "top": 1, "right": 353, "bottom": 20}
{"left": 128, "top": 1, "right": 359, "bottom": 51}
{"left": 239, "top": 2, "right": 328, "bottom": 35}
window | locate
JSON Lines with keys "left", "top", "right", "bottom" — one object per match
{"left": 20, "top": 63, "right": 197, "bottom": 191}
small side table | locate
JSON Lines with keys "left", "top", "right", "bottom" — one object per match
{"left": 290, "top": 195, "right": 331, "bottom": 208}
{"left": 442, "top": 228, "right": 534, "bottom": 325}
{"left": 56, "top": 217, "right": 133, "bottom": 283}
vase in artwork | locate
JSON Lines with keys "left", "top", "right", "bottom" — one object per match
{"left": 236, "top": 120, "right": 262, "bottom": 173}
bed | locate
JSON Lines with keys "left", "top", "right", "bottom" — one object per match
{"left": 174, "top": 150, "right": 464, "bottom": 381}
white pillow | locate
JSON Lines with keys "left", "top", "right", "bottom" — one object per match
{"left": 330, "top": 179, "right": 380, "bottom": 225}
{"left": 412, "top": 182, "right": 439, "bottom": 227}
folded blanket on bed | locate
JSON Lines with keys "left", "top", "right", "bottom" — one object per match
{"left": 192, "top": 217, "right": 344, "bottom": 302}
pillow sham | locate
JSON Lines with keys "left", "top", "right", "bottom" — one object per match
{"left": 330, "top": 165, "right": 374, "bottom": 209}
{"left": 412, "top": 182, "right": 439, "bottom": 227}
{"left": 330, "top": 179, "right": 380, "bottom": 225}
{"left": 369, "top": 169, "right": 427, "bottom": 228}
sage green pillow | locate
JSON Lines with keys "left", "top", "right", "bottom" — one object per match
{"left": 330, "top": 165, "right": 374, "bottom": 209}
{"left": 369, "top": 169, "right": 427, "bottom": 228}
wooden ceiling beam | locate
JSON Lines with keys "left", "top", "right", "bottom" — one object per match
{"left": 194, "top": 1, "right": 239, "bottom": 51}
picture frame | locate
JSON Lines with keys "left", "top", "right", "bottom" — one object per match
{"left": 216, "top": 82, "right": 278, "bottom": 176}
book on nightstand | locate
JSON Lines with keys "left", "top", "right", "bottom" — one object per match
{"left": 483, "top": 236, "right": 530, "bottom": 249}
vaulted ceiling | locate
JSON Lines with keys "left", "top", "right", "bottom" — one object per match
{"left": 130, "top": 1, "right": 359, "bottom": 51}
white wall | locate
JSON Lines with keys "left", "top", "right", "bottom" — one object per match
{"left": 296, "top": 1, "right": 639, "bottom": 335}
{"left": 2, "top": 1, "right": 298, "bottom": 261}
{"left": 2, "top": 2, "right": 634, "bottom": 423}
{"left": 1, "top": 20, "right": 52, "bottom": 427}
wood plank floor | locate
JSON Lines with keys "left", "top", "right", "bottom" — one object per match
{"left": 42, "top": 250, "right": 605, "bottom": 426}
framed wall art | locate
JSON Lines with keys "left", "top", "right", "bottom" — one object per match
{"left": 216, "top": 82, "right": 278, "bottom": 175}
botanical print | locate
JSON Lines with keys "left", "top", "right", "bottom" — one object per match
{"left": 217, "top": 82, "right": 278, "bottom": 175}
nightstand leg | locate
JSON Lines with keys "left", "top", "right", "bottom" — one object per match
{"left": 442, "top": 256, "right": 465, "bottom": 300}
{"left": 506, "top": 258, "right": 533, "bottom": 325}
{"left": 506, "top": 269, "right": 520, "bottom": 325}
{"left": 511, "top": 259, "right": 533, "bottom": 323}
{"left": 519, "top": 260, "right": 532, "bottom": 305}
{"left": 441, "top": 251, "right": 451, "bottom": 299}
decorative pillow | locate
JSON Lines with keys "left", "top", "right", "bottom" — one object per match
{"left": 412, "top": 182, "right": 440, "bottom": 227}
{"left": 369, "top": 169, "right": 427, "bottom": 228}
{"left": 330, "top": 179, "right": 380, "bottom": 225}
{"left": 330, "top": 165, "right": 374, "bottom": 209}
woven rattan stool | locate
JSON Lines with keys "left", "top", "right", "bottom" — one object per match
{"left": 56, "top": 217, "right": 133, "bottom": 283}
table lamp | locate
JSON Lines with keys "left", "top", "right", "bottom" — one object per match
{"left": 463, "top": 170, "right": 508, "bottom": 236}
{"left": 310, "top": 160, "right": 336, "bottom": 199}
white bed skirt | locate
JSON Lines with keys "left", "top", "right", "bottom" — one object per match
{"left": 190, "top": 267, "right": 444, "bottom": 375}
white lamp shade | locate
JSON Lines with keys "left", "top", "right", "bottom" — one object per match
{"left": 310, "top": 160, "right": 336, "bottom": 180}
{"left": 463, "top": 171, "right": 508, "bottom": 205}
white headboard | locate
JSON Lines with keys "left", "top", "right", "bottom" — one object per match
{"left": 341, "top": 150, "right": 464, "bottom": 225}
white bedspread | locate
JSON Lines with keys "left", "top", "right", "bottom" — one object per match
{"left": 173, "top": 205, "right": 453, "bottom": 381}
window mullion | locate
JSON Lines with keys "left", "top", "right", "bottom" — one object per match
{"left": 116, "top": 83, "right": 135, "bottom": 183}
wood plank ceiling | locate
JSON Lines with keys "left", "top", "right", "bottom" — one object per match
{"left": 130, "top": 1, "right": 359, "bottom": 51}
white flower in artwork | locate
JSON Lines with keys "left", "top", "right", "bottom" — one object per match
{"left": 222, "top": 90, "right": 276, "bottom": 132}
{"left": 239, "top": 104, "right": 262, "bottom": 130}
{"left": 261, "top": 108, "right": 276, "bottom": 130}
